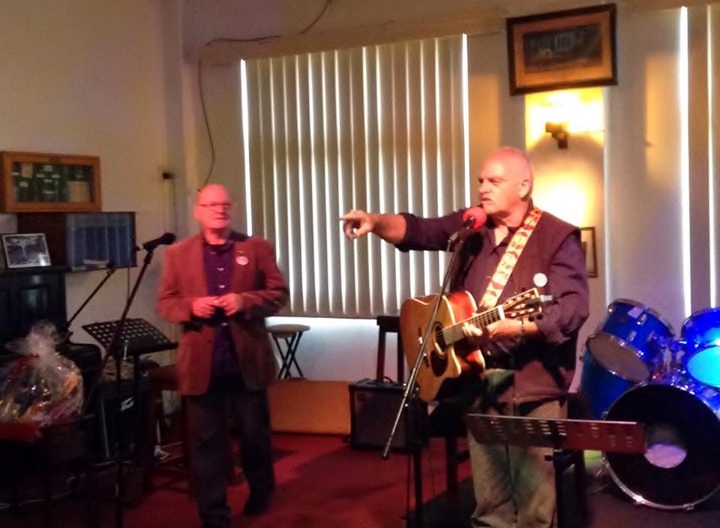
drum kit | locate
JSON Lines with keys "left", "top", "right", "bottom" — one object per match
{"left": 580, "top": 299, "right": 720, "bottom": 511}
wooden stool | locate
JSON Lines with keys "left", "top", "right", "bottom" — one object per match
{"left": 375, "top": 315, "right": 404, "bottom": 382}
{"left": 267, "top": 324, "right": 310, "bottom": 378}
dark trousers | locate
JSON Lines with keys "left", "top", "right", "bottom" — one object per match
{"left": 185, "top": 376, "right": 275, "bottom": 528}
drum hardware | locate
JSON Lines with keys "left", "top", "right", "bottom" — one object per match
{"left": 581, "top": 451, "right": 613, "bottom": 496}
{"left": 643, "top": 336, "right": 687, "bottom": 382}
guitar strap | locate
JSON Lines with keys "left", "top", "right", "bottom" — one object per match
{"left": 479, "top": 207, "right": 543, "bottom": 309}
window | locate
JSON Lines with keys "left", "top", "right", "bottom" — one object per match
{"left": 240, "top": 35, "right": 470, "bottom": 317}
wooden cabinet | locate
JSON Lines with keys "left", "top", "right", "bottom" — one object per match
{"left": 0, "top": 151, "right": 101, "bottom": 213}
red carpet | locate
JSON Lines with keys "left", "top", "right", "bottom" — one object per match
{"left": 0, "top": 433, "right": 470, "bottom": 528}
{"left": 130, "top": 433, "right": 443, "bottom": 528}
{"left": 4, "top": 433, "right": 720, "bottom": 527}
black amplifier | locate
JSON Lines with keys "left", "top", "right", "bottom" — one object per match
{"left": 348, "top": 378, "right": 427, "bottom": 452}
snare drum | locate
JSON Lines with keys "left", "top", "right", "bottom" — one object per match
{"left": 680, "top": 308, "right": 720, "bottom": 387}
{"left": 588, "top": 299, "right": 673, "bottom": 382}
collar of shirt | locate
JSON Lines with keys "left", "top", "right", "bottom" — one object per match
{"left": 203, "top": 237, "right": 234, "bottom": 254}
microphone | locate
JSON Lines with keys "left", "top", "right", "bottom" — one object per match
{"left": 139, "top": 232, "right": 176, "bottom": 252}
{"left": 448, "top": 206, "right": 487, "bottom": 249}
{"left": 461, "top": 206, "right": 487, "bottom": 230}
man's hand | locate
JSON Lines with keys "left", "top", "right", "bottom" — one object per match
{"left": 461, "top": 322, "right": 483, "bottom": 338}
{"left": 191, "top": 296, "right": 219, "bottom": 318}
{"left": 215, "top": 293, "right": 243, "bottom": 316}
{"left": 461, "top": 319, "right": 524, "bottom": 340}
{"left": 340, "top": 210, "right": 374, "bottom": 240}
{"left": 191, "top": 294, "right": 244, "bottom": 318}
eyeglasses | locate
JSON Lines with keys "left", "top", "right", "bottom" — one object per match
{"left": 198, "top": 202, "right": 233, "bottom": 210}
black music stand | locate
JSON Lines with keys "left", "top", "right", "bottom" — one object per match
{"left": 465, "top": 414, "right": 646, "bottom": 528}
{"left": 83, "top": 318, "right": 177, "bottom": 462}
{"left": 83, "top": 318, "right": 176, "bottom": 357}
{"left": 83, "top": 318, "right": 176, "bottom": 422}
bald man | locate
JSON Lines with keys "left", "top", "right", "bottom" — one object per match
{"left": 341, "top": 147, "right": 589, "bottom": 527}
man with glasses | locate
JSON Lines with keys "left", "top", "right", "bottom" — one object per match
{"left": 157, "top": 183, "right": 289, "bottom": 528}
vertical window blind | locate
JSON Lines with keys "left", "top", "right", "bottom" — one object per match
{"left": 239, "top": 35, "right": 471, "bottom": 318}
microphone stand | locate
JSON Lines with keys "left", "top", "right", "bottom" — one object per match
{"left": 89, "top": 248, "right": 157, "bottom": 528}
{"left": 380, "top": 234, "right": 467, "bottom": 528}
{"left": 62, "top": 265, "right": 117, "bottom": 340}
{"left": 59, "top": 266, "right": 116, "bottom": 411}
{"left": 381, "top": 234, "right": 467, "bottom": 460}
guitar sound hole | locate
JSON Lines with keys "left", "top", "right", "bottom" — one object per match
{"left": 431, "top": 324, "right": 449, "bottom": 376}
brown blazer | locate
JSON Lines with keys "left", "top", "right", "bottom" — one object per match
{"left": 156, "top": 232, "right": 289, "bottom": 395}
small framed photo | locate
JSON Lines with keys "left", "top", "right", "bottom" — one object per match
{"left": 506, "top": 4, "right": 617, "bottom": 95}
{"left": 580, "top": 227, "right": 598, "bottom": 278}
{"left": 1, "top": 233, "right": 52, "bottom": 268}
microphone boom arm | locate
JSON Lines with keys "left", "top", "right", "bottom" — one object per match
{"left": 63, "top": 266, "right": 117, "bottom": 335}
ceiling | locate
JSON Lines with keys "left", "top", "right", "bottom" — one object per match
{"left": 187, "top": 0, "right": 715, "bottom": 62}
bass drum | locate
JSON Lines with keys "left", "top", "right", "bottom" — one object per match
{"left": 604, "top": 373, "right": 720, "bottom": 510}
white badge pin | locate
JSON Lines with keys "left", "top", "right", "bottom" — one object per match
{"left": 533, "top": 273, "right": 548, "bottom": 288}
{"left": 236, "top": 253, "right": 249, "bottom": 266}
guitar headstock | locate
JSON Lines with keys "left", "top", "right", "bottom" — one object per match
{"left": 502, "top": 288, "right": 548, "bottom": 318}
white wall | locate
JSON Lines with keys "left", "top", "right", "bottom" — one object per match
{"left": 0, "top": 2, "right": 181, "bottom": 351}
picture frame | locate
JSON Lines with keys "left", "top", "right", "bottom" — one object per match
{"left": 0, "top": 151, "right": 101, "bottom": 213}
{"left": 580, "top": 227, "right": 598, "bottom": 278}
{"left": 1, "top": 233, "right": 52, "bottom": 269}
{"left": 506, "top": 4, "right": 617, "bottom": 95}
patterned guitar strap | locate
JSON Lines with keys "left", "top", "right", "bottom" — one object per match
{"left": 465, "top": 207, "right": 543, "bottom": 365}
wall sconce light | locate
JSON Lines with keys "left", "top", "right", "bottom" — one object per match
{"left": 545, "top": 122, "right": 569, "bottom": 149}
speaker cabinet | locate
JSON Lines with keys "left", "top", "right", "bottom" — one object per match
{"left": 95, "top": 379, "right": 152, "bottom": 461}
{"left": 349, "top": 379, "right": 427, "bottom": 452}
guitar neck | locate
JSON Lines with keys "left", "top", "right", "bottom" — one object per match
{"left": 443, "top": 306, "right": 503, "bottom": 347}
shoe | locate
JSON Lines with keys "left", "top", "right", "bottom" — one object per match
{"left": 243, "top": 491, "right": 273, "bottom": 516}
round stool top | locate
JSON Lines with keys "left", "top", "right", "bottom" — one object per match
{"left": 267, "top": 324, "right": 310, "bottom": 338}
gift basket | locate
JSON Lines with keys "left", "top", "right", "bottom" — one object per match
{"left": 0, "top": 322, "right": 83, "bottom": 432}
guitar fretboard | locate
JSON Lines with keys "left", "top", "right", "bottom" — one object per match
{"left": 439, "top": 306, "right": 503, "bottom": 347}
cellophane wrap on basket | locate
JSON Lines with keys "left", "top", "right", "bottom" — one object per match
{"left": 0, "top": 322, "right": 84, "bottom": 425}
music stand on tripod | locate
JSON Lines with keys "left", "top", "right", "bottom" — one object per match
{"left": 464, "top": 414, "right": 646, "bottom": 528}
{"left": 83, "top": 318, "right": 176, "bottom": 358}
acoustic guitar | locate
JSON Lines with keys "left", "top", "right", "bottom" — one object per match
{"left": 399, "top": 288, "right": 546, "bottom": 402}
